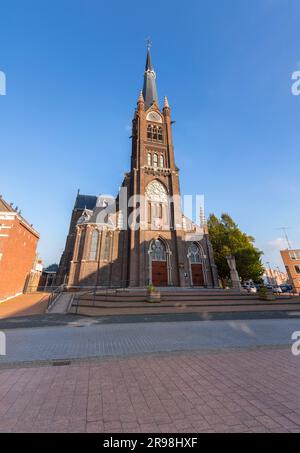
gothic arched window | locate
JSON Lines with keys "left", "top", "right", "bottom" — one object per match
{"left": 159, "top": 154, "right": 164, "bottom": 168}
{"left": 146, "top": 180, "right": 169, "bottom": 229}
{"left": 150, "top": 239, "right": 166, "bottom": 262}
{"left": 147, "top": 125, "right": 152, "bottom": 140}
{"left": 157, "top": 204, "right": 163, "bottom": 219}
{"left": 188, "top": 243, "right": 202, "bottom": 263}
{"left": 103, "top": 233, "right": 111, "bottom": 261}
{"left": 147, "top": 152, "right": 152, "bottom": 166}
{"left": 158, "top": 127, "right": 163, "bottom": 141}
{"left": 153, "top": 153, "right": 158, "bottom": 168}
{"left": 89, "top": 230, "right": 99, "bottom": 261}
{"left": 77, "top": 231, "right": 85, "bottom": 260}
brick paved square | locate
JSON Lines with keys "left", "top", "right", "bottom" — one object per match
{"left": 0, "top": 347, "right": 299, "bottom": 433}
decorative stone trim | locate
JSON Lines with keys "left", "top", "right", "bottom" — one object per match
{"left": 143, "top": 166, "right": 171, "bottom": 177}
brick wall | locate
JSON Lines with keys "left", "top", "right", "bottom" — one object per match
{"left": 0, "top": 200, "right": 39, "bottom": 301}
{"left": 280, "top": 250, "right": 300, "bottom": 293}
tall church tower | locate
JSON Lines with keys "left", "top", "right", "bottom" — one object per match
{"left": 126, "top": 45, "right": 218, "bottom": 288}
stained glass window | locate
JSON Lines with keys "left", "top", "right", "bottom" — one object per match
{"left": 188, "top": 243, "right": 202, "bottom": 263}
{"left": 150, "top": 239, "right": 166, "bottom": 261}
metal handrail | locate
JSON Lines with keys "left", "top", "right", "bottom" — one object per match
{"left": 46, "top": 285, "right": 65, "bottom": 311}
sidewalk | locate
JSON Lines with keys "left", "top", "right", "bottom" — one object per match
{"left": 0, "top": 348, "right": 299, "bottom": 433}
{"left": 0, "top": 293, "right": 49, "bottom": 319}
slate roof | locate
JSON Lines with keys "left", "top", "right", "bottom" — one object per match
{"left": 74, "top": 194, "right": 98, "bottom": 210}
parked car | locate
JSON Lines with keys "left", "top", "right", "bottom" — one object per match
{"left": 280, "top": 284, "right": 293, "bottom": 293}
{"left": 243, "top": 281, "right": 257, "bottom": 293}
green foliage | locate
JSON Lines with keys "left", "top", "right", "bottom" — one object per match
{"left": 207, "top": 213, "right": 264, "bottom": 283}
{"left": 146, "top": 284, "right": 157, "bottom": 293}
{"left": 258, "top": 285, "right": 268, "bottom": 300}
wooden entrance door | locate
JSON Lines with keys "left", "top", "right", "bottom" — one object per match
{"left": 152, "top": 261, "right": 168, "bottom": 287}
{"left": 191, "top": 264, "right": 204, "bottom": 286}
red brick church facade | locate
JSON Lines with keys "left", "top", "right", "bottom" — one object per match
{"left": 56, "top": 48, "right": 219, "bottom": 288}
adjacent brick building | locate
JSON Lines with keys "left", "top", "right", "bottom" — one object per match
{"left": 280, "top": 249, "right": 300, "bottom": 294}
{"left": 56, "top": 47, "right": 219, "bottom": 289}
{"left": 0, "top": 196, "right": 40, "bottom": 301}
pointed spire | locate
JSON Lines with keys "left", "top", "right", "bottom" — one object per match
{"left": 145, "top": 47, "right": 153, "bottom": 72}
{"left": 200, "top": 205, "right": 205, "bottom": 227}
{"left": 137, "top": 90, "right": 144, "bottom": 104}
{"left": 137, "top": 90, "right": 145, "bottom": 111}
{"left": 200, "top": 205, "right": 208, "bottom": 234}
{"left": 163, "top": 96, "right": 170, "bottom": 109}
{"left": 142, "top": 43, "right": 159, "bottom": 109}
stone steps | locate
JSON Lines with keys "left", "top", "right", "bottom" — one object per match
{"left": 75, "top": 295, "right": 260, "bottom": 304}
{"left": 74, "top": 288, "right": 253, "bottom": 300}
{"left": 69, "top": 301, "right": 300, "bottom": 316}
{"left": 69, "top": 288, "right": 297, "bottom": 316}
{"left": 71, "top": 298, "right": 297, "bottom": 308}
{"left": 73, "top": 292, "right": 287, "bottom": 303}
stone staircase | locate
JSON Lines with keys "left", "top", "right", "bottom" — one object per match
{"left": 68, "top": 288, "right": 299, "bottom": 316}
{"left": 71, "top": 288, "right": 258, "bottom": 303}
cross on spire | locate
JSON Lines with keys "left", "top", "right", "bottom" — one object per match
{"left": 146, "top": 37, "right": 152, "bottom": 50}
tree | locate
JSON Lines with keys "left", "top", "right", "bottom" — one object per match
{"left": 207, "top": 213, "right": 264, "bottom": 283}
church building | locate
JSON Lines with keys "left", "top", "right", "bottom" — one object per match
{"left": 56, "top": 47, "right": 219, "bottom": 289}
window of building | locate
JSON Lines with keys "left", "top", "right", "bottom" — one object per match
{"left": 153, "top": 153, "right": 158, "bottom": 168}
{"left": 89, "top": 230, "right": 99, "bottom": 261}
{"left": 157, "top": 203, "right": 163, "bottom": 219}
{"left": 77, "top": 232, "right": 85, "bottom": 260}
{"left": 147, "top": 152, "right": 152, "bottom": 166}
{"left": 147, "top": 203, "right": 152, "bottom": 224}
{"left": 188, "top": 243, "right": 203, "bottom": 264}
{"left": 158, "top": 127, "right": 163, "bottom": 141}
{"left": 146, "top": 111, "right": 162, "bottom": 123}
{"left": 147, "top": 124, "right": 152, "bottom": 140}
{"left": 159, "top": 154, "right": 164, "bottom": 168}
{"left": 147, "top": 124, "right": 163, "bottom": 142}
{"left": 295, "top": 265, "right": 300, "bottom": 274}
{"left": 289, "top": 251, "right": 300, "bottom": 260}
{"left": 150, "top": 239, "right": 166, "bottom": 261}
{"left": 103, "top": 234, "right": 111, "bottom": 261}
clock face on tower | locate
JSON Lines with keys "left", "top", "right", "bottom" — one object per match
{"left": 146, "top": 180, "right": 168, "bottom": 203}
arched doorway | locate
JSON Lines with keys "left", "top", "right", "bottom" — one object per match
{"left": 188, "top": 243, "right": 205, "bottom": 287}
{"left": 150, "top": 239, "right": 168, "bottom": 287}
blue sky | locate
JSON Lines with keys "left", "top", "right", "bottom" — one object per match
{"left": 0, "top": 0, "right": 299, "bottom": 270}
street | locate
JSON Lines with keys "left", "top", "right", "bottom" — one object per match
{"left": 0, "top": 318, "right": 299, "bottom": 364}
{"left": 0, "top": 317, "right": 299, "bottom": 432}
